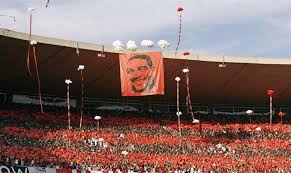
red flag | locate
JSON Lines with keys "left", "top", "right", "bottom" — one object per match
{"left": 119, "top": 52, "right": 164, "bottom": 96}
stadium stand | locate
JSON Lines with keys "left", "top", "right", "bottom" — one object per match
{"left": 0, "top": 105, "right": 290, "bottom": 172}
{"left": 0, "top": 29, "right": 290, "bottom": 172}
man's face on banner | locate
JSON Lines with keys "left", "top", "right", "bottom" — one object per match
{"left": 126, "top": 55, "right": 154, "bottom": 92}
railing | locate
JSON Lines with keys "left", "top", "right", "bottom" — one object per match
{"left": 3, "top": 92, "right": 291, "bottom": 116}
{"left": 83, "top": 99, "right": 144, "bottom": 113}
{"left": 213, "top": 106, "right": 272, "bottom": 115}
{"left": 12, "top": 94, "right": 76, "bottom": 108}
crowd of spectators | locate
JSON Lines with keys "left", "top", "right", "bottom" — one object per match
{"left": 0, "top": 105, "right": 290, "bottom": 172}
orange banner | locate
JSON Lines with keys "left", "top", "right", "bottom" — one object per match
{"left": 119, "top": 52, "right": 164, "bottom": 96}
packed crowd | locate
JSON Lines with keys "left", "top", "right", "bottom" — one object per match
{"left": 0, "top": 107, "right": 290, "bottom": 172}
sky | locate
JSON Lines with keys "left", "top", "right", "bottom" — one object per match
{"left": 1, "top": 0, "right": 291, "bottom": 58}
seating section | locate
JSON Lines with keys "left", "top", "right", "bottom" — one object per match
{"left": 0, "top": 109, "right": 290, "bottom": 172}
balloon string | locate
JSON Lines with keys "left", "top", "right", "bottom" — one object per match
{"left": 26, "top": 43, "right": 32, "bottom": 76}
{"left": 186, "top": 72, "right": 195, "bottom": 121}
{"left": 26, "top": 13, "right": 32, "bottom": 76}
{"left": 175, "top": 13, "right": 182, "bottom": 57}
{"left": 79, "top": 70, "right": 84, "bottom": 129}
{"left": 33, "top": 46, "right": 44, "bottom": 114}
{"left": 177, "top": 81, "right": 181, "bottom": 136}
{"left": 46, "top": 0, "right": 50, "bottom": 8}
{"left": 67, "top": 84, "right": 71, "bottom": 129}
{"left": 177, "top": 82, "right": 179, "bottom": 113}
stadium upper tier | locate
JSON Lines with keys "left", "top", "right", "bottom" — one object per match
{"left": 1, "top": 28, "right": 291, "bottom": 105}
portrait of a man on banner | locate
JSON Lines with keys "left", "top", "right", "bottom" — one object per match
{"left": 119, "top": 52, "right": 164, "bottom": 96}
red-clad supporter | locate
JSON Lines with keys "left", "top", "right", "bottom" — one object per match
{"left": 0, "top": 108, "right": 290, "bottom": 172}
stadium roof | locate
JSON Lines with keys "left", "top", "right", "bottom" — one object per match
{"left": 1, "top": 28, "right": 291, "bottom": 105}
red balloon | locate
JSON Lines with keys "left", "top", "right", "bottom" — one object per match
{"left": 278, "top": 111, "right": 285, "bottom": 117}
{"left": 177, "top": 7, "right": 184, "bottom": 12}
{"left": 266, "top": 89, "right": 274, "bottom": 95}
{"left": 183, "top": 52, "right": 190, "bottom": 56}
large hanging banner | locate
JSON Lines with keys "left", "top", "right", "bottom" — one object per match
{"left": 119, "top": 52, "right": 164, "bottom": 96}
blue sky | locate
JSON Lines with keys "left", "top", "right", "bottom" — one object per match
{"left": 1, "top": 0, "right": 291, "bottom": 58}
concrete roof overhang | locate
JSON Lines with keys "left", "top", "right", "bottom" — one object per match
{"left": 1, "top": 28, "right": 291, "bottom": 105}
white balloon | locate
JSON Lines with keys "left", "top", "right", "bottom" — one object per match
{"left": 158, "top": 40, "right": 170, "bottom": 49}
{"left": 127, "top": 40, "right": 137, "bottom": 51}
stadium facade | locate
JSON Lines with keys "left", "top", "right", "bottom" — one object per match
{"left": 1, "top": 28, "right": 291, "bottom": 114}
